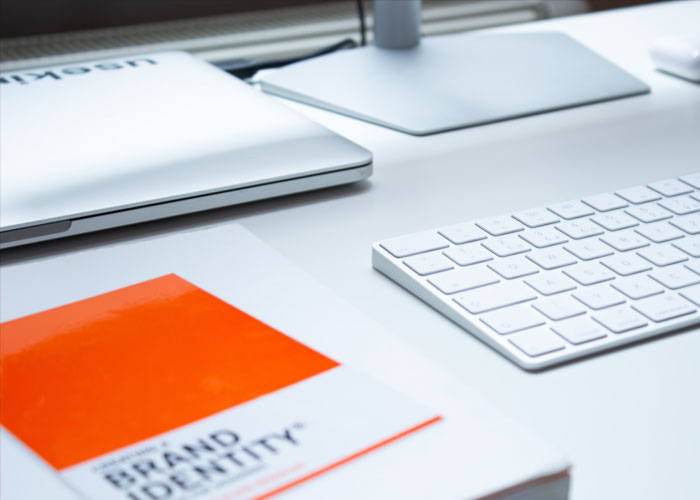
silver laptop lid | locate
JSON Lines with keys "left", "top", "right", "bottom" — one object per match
{"left": 0, "top": 51, "right": 371, "bottom": 232}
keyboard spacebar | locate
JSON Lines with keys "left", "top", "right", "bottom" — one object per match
{"left": 454, "top": 282, "right": 537, "bottom": 314}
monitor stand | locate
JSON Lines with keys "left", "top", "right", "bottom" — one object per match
{"left": 259, "top": 3, "right": 649, "bottom": 136}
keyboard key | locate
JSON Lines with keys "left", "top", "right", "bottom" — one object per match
{"left": 548, "top": 201, "right": 595, "bottom": 220}
{"left": 679, "top": 283, "right": 700, "bottom": 306}
{"left": 552, "top": 317, "right": 608, "bottom": 345}
{"left": 658, "top": 195, "right": 700, "bottom": 215}
{"left": 648, "top": 178, "right": 693, "bottom": 197}
{"left": 615, "top": 186, "right": 661, "bottom": 204}
{"left": 564, "top": 262, "right": 615, "bottom": 285}
{"left": 600, "top": 229, "right": 650, "bottom": 252}
{"left": 685, "top": 260, "right": 700, "bottom": 275}
{"left": 381, "top": 231, "right": 448, "bottom": 258}
{"left": 649, "top": 265, "right": 700, "bottom": 289}
{"left": 525, "top": 272, "right": 577, "bottom": 296}
{"left": 488, "top": 256, "right": 539, "bottom": 279}
{"left": 573, "top": 284, "right": 626, "bottom": 310}
{"left": 556, "top": 220, "right": 604, "bottom": 239}
{"left": 438, "top": 223, "right": 487, "bottom": 244}
{"left": 428, "top": 266, "right": 499, "bottom": 294}
{"left": 527, "top": 248, "right": 577, "bottom": 270}
{"left": 512, "top": 209, "right": 559, "bottom": 228}
{"left": 679, "top": 172, "right": 700, "bottom": 189}
{"left": 509, "top": 328, "right": 566, "bottom": 357}
{"left": 519, "top": 227, "right": 568, "bottom": 248}
{"left": 563, "top": 239, "right": 614, "bottom": 260}
{"left": 637, "top": 244, "right": 688, "bottom": 266}
{"left": 669, "top": 214, "right": 700, "bottom": 235}
{"left": 600, "top": 254, "right": 652, "bottom": 276}
{"left": 482, "top": 235, "right": 530, "bottom": 257}
{"left": 532, "top": 295, "right": 586, "bottom": 320}
{"left": 673, "top": 236, "right": 700, "bottom": 257}
{"left": 476, "top": 216, "right": 523, "bottom": 236}
{"left": 593, "top": 306, "right": 648, "bottom": 333}
{"left": 635, "top": 222, "right": 684, "bottom": 243}
{"left": 443, "top": 244, "right": 493, "bottom": 266}
{"left": 480, "top": 304, "right": 545, "bottom": 334}
{"left": 632, "top": 294, "right": 696, "bottom": 322}
{"left": 404, "top": 252, "right": 454, "bottom": 276}
{"left": 625, "top": 203, "right": 673, "bottom": 223}
{"left": 581, "top": 193, "right": 628, "bottom": 212}
{"left": 611, "top": 275, "right": 665, "bottom": 299}
{"left": 454, "top": 282, "right": 536, "bottom": 314}
{"left": 590, "top": 212, "right": 638, "bottom": 231}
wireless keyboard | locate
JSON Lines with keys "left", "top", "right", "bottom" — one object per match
{"left": 372, "top": 173, "right": 700, "bottom": 370}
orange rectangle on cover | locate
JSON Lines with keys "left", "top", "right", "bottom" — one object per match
{"left": 0, "top": 274, "right": 338, "bottom": 471}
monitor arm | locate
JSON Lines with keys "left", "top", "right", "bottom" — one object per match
{"left": 373, "top": 0, "right": 422, "bottom": 49}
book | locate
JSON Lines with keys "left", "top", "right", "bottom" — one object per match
{"left": 1, "top": 223, "right": 570, "bottom": 499}
{"left": 2, "top": 273, "right": 440, "bottom": 500}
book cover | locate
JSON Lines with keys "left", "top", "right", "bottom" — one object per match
{"left": 0, "top": 273, "right": 441, "bottom": 500}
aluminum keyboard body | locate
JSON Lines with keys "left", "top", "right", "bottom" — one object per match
{"left": 372, "top": 173, "right": 700, "bottom": 370}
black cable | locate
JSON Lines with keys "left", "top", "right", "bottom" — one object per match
{"left": 216, "top": 1, "right": 367, "bottom": 79}
{"left": 216, "top": 38, "right": 357, "bottom": 79}
{"left": 356, "top": 0, "right": 367, "bottom": 46}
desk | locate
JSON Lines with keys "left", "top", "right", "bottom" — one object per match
{"left": 3, "top": 2, "right": 700, "bottom": 499}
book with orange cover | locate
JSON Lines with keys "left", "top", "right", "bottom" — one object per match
{"left": 1, "top": 273, "right": 440, "bottom": 500}
{"left": 0, "top": 223, "right": 570, "bottom": 500}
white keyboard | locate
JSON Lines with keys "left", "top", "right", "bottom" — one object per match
{"left": 372, "top": 173, "right": 700, "bottom": 370}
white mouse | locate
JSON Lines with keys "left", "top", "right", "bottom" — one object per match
{"left": 650, "top": 35, "right": 700, "bottom": 83}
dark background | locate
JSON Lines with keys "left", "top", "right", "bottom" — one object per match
{"left": 0, "top": 0, "right": 662, "bottom": 39}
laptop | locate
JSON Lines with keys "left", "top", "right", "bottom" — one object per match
{"left": 0, "top": 51, "right": 372, "bottom": 248}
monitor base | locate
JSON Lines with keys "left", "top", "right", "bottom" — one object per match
{"left": 260, "top": 32, "right": 650, "bottom": 136}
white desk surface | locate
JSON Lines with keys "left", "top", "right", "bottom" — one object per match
{"left": 3, "top": 2, "right": 700, "bottom": 499}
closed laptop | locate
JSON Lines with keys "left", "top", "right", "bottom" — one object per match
{"left": 0, "top": 51, "right": 372, "bottom": 248}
